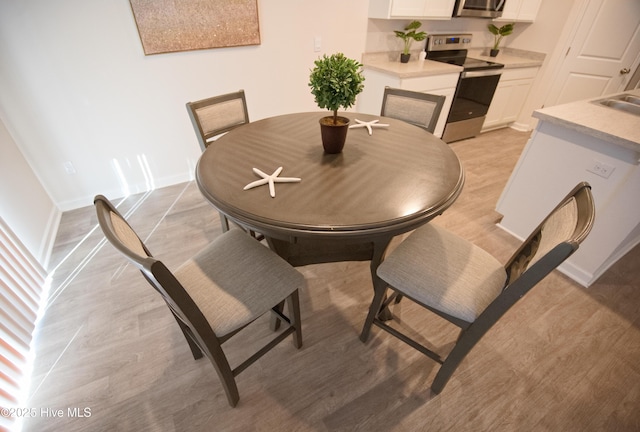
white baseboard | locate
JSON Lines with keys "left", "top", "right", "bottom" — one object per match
{"left": 40, "top": 206, "right": 62, "bottom": 270}
{"left": 509, "top": 122, "right": 532, "bottom": 132}
{"left": 56, "top": 172, "right": 194, "bottom": 212}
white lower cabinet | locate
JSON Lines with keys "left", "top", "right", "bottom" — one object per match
{"left": 483, "top": 67, "right": 538, "bottom": 131}
{"left": 357, "top": 68, "right": 460, "bottom": 138}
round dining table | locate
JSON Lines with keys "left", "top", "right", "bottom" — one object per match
{"left": 196, "top": 111, "right": 464, "bottom": 298}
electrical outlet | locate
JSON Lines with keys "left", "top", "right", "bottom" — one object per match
{"left": 314, "top": 36, "right": 321, "bottom": 52}
{"left": 587, "top": 160, "right": 614, "bottom": 179}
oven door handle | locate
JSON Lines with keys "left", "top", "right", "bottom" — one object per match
{"left": 461, "top": 70, "right": 503, "bottom": 78}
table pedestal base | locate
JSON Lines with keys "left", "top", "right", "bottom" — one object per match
{"left": 266, "top": 235, "right": 394, "bottom": 329}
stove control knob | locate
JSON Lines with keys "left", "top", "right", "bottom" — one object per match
{"left": 463, "top": 38, "right": 471, "bottom": 44}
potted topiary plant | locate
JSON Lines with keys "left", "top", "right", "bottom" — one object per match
{"left": 487, "top": 23, "right": 514, "bottom": 57}
{"left": 308, "top": 53, "right": 365, "bottom": 154}
{"left": 395, "top": 21, "right": 427, "bottom": 63}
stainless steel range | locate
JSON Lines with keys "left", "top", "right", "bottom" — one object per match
{"left": 426, "top": 33, "right": 504, "bottom": 143}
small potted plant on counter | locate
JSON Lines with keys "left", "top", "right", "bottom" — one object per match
{"left": 308, "top": 53, "right": 365, "bottom": 154}
{"left": 395, "top": 21, "right": 427, "bottom": 63}
{"left": 488, "top": 23, "right": 514, "bottom": 57}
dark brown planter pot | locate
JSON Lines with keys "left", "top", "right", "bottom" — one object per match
{"left": 319, "top": 116, "right": 350, "bottom": 154}
{"left": 400, "top": 53, "right": 411, "bottom": 63}
{"left": 490, "top": 49, "right": 500, "bottom": 57}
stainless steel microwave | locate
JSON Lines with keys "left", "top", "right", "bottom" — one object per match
{"left": 453, "top": 0, "right": 506, "bottom": 18}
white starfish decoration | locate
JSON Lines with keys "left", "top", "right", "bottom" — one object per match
{"left": 243, "top": 167, "right": 301, "bottom": 198}
{"left": 348, "top": 118, "right": 389, "bottom": 135}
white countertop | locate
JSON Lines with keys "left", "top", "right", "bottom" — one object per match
{"left": 467, "top": 47, "right": 545, "bottom": 69}
{"left": 533, "top": 89, "right": 640, "bottom": 153}
{"left": 361, "top": 47, "right": 544, "bottom": 79}
{"left": 362, "top": 53, "right": 462, "bottom": 79}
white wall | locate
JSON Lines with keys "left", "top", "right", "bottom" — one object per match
{"left": 0, "top": 0, "right": 580, "bottom": 266}
{"left": 510, "top": 0, "right": 580, "bottom": 129}
{"left": 0, "top": 0, "right": 370, "bottom": 213}
{"left": 0, "top": 117, "right": 59, "bottom": 265}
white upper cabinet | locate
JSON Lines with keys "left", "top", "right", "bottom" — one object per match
{"left": 369, "top": 0, "right": 456, "bottom": 20}
{"left": 497, "top": 0, "right": 541, "bottom": 22}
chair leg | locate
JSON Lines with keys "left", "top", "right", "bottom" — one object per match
{"left": 249, "top": 230, "right": 265, "bottom": 241}
{"left": 430, "top": 328, "right": 480, "bottom": 394}
{"left": 270, "top": 300, "right": 285, "bottom": 331}
{"left": 288, "top": 290, "right": 303, "bottom": 348}
{"left": 369, "top": 237, "right": 393, "bottom": 321}
{"left": 219, "top": 213, "right": 230, "bottom": 233}
{"left": 207, "top": 349, "right": 241, "bottom": 407}
{"left": 360, "top": 283, "right": 389, "bottom": 342}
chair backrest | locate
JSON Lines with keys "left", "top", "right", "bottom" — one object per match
{"left": 478, "top": 182, "right": 595, "bottom": 328}
{"left": 94, "top": 195, "right": 217, "bottom": 346}
{"left": 186, "top": 90, "right": 249, "bottom": 151}
{"left": 380, "top": 86, "right": 446, "bottom": 134}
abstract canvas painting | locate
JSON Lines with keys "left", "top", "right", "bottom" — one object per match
{"left": 130, "top": 0, "right": 260, "bottom": 55}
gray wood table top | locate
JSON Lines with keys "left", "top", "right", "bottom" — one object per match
{"left": 196, "top": 112, "right": 464, "bottom": 241}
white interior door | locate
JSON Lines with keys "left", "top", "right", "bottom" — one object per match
{"left": 546, "top": 0, "right": 640, "bottom": 106}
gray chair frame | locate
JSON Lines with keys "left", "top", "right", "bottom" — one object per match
{"left": 186, "top": 89, "right": 249, "bottom": 152}
{"left": 95, "top": 195, "right": 302, "bottom": 407}
{"left": 380, "top": 86, "right": 446, "bottom": 134}
{"left": 360, "top": 182, "right": 595, "bottom": 394}
{"left": 186, "top": 90, "right": 262, "bottom": 238}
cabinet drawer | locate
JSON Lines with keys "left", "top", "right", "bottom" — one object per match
{"left": 400, "top": 73, "right": 460, "bottom": 91}
{"left": 500, "top": 67, "right": 538, "bottom": 81}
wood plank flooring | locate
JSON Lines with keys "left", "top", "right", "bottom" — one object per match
{"left": 23, "top": 128, "right": 640, "bottom": 431}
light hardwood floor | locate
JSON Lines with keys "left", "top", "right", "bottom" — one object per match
{"left": 23, "top": 128, "right": 640, "bottom": 431}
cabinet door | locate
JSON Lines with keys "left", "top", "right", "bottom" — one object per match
{"left": 483, "top": 78, "right": 533, "bottom": 130}
{"left": 498, "top": 0, "right": 521, "bottom": 21}
{"left": 422, "top": 0, "right": 456, "bottom": 19}
{"left": 388, "top": 0, "right": 454, "bottom": 18}
{"left": 517, "top": 0, "right": 541, "bottom": 22}
{"left": 495, "top": 0, "right": 540, "bottom": 22}
{"left": 501, "top": 79, "right": 533, "bottom": 123}
{"left": 484, "top": 84, "right": 511, "bottom": 129}
{"left": 389, "top": 0, "right": 428, "bottom": 17}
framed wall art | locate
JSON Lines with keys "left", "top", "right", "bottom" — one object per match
{"left": 129, "top": 0, "right": 260, "bottom": 55}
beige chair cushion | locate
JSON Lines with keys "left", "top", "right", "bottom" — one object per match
{"left": 377, "top": 224, "right": 507, "bottom": 323}
{"left": 175, "top": 229, "right": 304, "bottom": 337}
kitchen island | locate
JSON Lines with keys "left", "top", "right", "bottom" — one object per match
{"left": 496, "top": 89, "right": 640, "bottom": 286}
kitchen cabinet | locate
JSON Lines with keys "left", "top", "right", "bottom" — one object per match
{"left": 483, "top": 67, "right": 538, "bottom": 131}
{"left": 357, "top": 68, "right": 460, "bottom": 138}
{"left": 369, "top": 0, "right": 456, "bottom": 20}
{"left": 496, "top": 0, "right": 541, "bottom": 22}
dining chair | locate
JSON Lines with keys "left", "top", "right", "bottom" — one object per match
{"left": 360, "top": 182, "right": 595, "bottom": 394}
{"left": 186, "top": 90, "right": 262, "bottom": 238}
{"left": 380, "top": 86, "right": 446, "bottom": 134}
{"left": 186, "top": 89, "right": 250, "bottom": 152}
{"left": 94, "top": 195, "right": 304, "bottom": 407}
